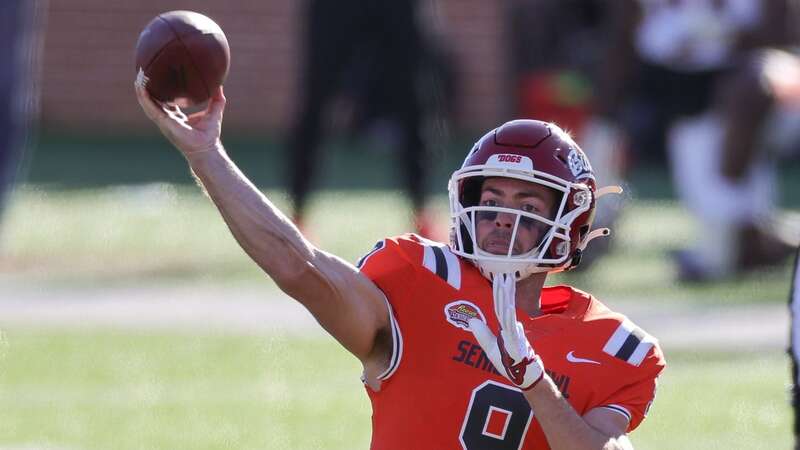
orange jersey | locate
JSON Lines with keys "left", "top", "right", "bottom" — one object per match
{"left": 358, "top": 234, "right": 665, "bottom": 450}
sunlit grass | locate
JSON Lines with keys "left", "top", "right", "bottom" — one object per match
{"left": 634, "top": 351, "right": 793, "bottom": 450}
{"left": 0, "top": 328, "right": 371, "bottom": 450}
{"left": 2, "top": 185, "right": 795, "bottom": 304}
{"left": 0, "top": 328, "right": 792, "bottom": 450}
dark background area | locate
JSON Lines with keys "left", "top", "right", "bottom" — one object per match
{"left": 26, "top": 132, "right": 800, "bottom": 207}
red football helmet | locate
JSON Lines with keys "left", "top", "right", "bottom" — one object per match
{"left": 448, "top": 119, "right": 617, "bottom": 280}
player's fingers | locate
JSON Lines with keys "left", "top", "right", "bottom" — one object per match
{"left": 468, "top": 319, "right": 502, "bottom": 367}
{"left": 214, "top": 85, "right": 225, "bottom": 101}
{"left": 500, "top": 328, "right": 521, "bottom": 362}
{"left": 515, "top": 322, "right": 533, "bottom": 356}
{"left": 186, "top": 113, "right": 204, "bottom": 126}
{"left": 502, "top": 271, "right": 516, "bottom": 296}
{"left": 498, "top": 275, "right": 516, "bottom": 332}
{"left": 134, "top": 84, "right": 164, "bottom": 122}
{"left": 134, "top": 70, "right": 166, "bottom": 122}
{"left": 207, "top": 85, "right": 226, "bottom": 119}
{"left": 492, "top": 275, "right": 504, "bottom": 321}
{"left": 134, "top": 71, "right": 190, "bottom": 133}
{"left": 502, "top": 306, "right": 516, "bottom": 336}
{"left": 504, "top": 276, "right": 519, "bottom": 329}
{"left": 162, "top": 105, "right": 193, "bottom": 131}
{"left": 162, "top": 103, "right": 188, "bottom": 122}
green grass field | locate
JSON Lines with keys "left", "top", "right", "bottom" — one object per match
{"left": 2, "top": 186, "right": 794, "bottom": 304}
{"left": 2, "top": 186, "right": 797, "bottom": 449}
{"left": 0, "top": 329, "right": 793, "bottom": 450}
{"left": 1, "top": 134, "right": 799, "bottom": 449}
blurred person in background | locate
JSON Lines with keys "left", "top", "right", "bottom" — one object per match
{"left": 0, "top": 0, "right": 46, "bottom": 236}
{"left": 670, "top": 47, "right": 800, "bottom": 281}
{"left": 598, "top": 0, "right": 800, "bottom": 282}
{"left": 508, "top": 0, "right": 627, "bottom": 269}
{"left": 791, "top": 247, "right": 800, "bottom": 449}
{"left": 285, "top": 0, "right": 455, "bottom": 240}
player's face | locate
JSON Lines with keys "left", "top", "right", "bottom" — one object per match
{"left": 475, "top": 177, "right": 557, "bottom": 255}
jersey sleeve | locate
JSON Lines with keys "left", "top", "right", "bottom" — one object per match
{"left": 357, "top": 236, "right": 418, "bottom": 294}
{"left": 356, "top": 235, "right": 422, "bottom": 382}
{"left": 597, "top": 342, "right": 666, "bottom": 432}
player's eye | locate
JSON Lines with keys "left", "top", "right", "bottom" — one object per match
{"left": 519, "top": 215, "right": 536, "bottom": 229}
{"left": 476, "top": 198, "right": 498, "bottom": 222}
{"left": 518, "top": 204, "right": 540, "bottom": 228}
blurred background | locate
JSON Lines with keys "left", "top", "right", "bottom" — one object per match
{"left": 1, "top": 0, "right": 799, "bottom": 449}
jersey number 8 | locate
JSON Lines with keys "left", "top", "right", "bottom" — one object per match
{"left": 459, "top": 380, "right": 533, "bottom": 449}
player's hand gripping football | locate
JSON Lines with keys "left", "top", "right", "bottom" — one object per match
{"left": 134, "top": 69, "right": 225, "bottom": 157}
{"left": 468, "top": 274, "right": 544, "bottom": 390}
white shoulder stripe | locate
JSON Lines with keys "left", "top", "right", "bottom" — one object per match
{"left": 628, "top": 340, "right": 655, "bottom": 367}
{"left": 602, "top": 319, "right": 636, "bottom": 356}
{"left": 418, "top": 236, "right": 461, "bottom": 290}
{"left": 442, "top": 246, "right": 462, "bottom": 290}
{"left": 603, "top": 319, "right": 656, "bottom": 367}
{"left": 423, "top": 244, "right": 437, "bottom": 275}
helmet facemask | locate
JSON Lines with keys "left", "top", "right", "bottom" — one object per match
{"left": 447, "top": 119, "right": 620, "bottom": 281}
{"left": 448, "top": 166, "right": 594, "bottom": 281}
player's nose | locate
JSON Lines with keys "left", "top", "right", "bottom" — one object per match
{"left": 495, "top": 211, "right": 516, "bottom": 228}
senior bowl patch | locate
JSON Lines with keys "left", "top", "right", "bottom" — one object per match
{"left": 444, "top": 300, "right": 486, "bottom": 330}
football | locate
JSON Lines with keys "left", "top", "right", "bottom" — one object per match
{"left": 135, "top": 10, "right": 230, "bottom": 106}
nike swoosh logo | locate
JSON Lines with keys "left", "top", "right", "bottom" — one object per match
{"left": 566, "top": 351, "right": 601, "bottom": 365}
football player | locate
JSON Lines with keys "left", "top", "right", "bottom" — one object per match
{"left": 790, "top": 247, "right": 800, "bottom": 449}
{"left": 0, "top": 0, "right": 44, "bottom": 234}
{"left": 136, "top": 79, "right": 665, "bottom": 449}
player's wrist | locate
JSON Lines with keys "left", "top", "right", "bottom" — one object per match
{"left": 519, "top": 359, "right": 545, "bottom": 391}
{"left": 183, "top": 140, "right": 225, "bottom": 162}
{"left": 518, "top": 356, "right": 545, "bottom": 390}
{"left": 497, "top": 332, "right": 544, "bottom": 390}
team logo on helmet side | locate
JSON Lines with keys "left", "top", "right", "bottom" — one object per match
{"left": 567, "top": 148, "right": 593, "bottom": 179}
{"left": 444, "top": 300, "right": 486, "bottom": 330}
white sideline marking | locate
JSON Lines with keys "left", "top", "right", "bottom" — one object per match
{"left": 0, "top": 286, "right": 790, "bottom": 350}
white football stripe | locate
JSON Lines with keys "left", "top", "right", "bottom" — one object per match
{"left": 442, "top": 246, "right": 462, "bottom": 290}
{"left": 420, "top": 237, "right": 462, "bottom": 290}
{"left": 628, "top": 340, "right": 655, "bottom": 367}
{"left": 602, "top": 319, "right": 636, "bottom": 356}
{"left": 422, "top": 244, "right": 437, "bottom": 274}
